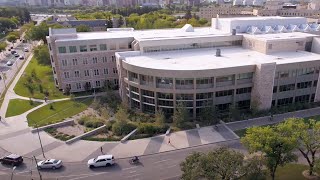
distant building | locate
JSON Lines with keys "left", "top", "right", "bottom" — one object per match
{"left": 200, "top": 3, "right": 254, "bottom": 20}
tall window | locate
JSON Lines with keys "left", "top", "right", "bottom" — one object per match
{"left": 89, "top": 45, "right": 97, "bottom": 51}
{"left": 93, "top": 57, "right": 98, "bottom": 64}
{"left": 94, "top": 69, "right": 100, "bottom": 76}
{"left": 69, "top": 46, "right": 77, "bottom": 53}
{"left": 76, "top": 83, "right": 81, "bottom": 89}
{"left": 113, "top": 68, "right": 118, "bottom": 74}
{"left": 58, "top": 47, "right": 66, "bottom": 53}
{"left": 84, "top": 70, "right": 90, "bottom": 77}
{"left": 83, "top": 58, "right": 88, "bottom": 65}
{"left": 72, "top": 59, "right": 78, "bottom": 65}
{"left": 74, "top": 71, "right": 80, "bottom": 77}
{"left": 61, "top": 60, "right": 67, "bottom": 66}
{"left": 104, "top": 68, "right": 108, "bottom": 74}
{"left": 64, "top": 72, "right": 70, "bottom": 78}
{"left": 100, "top": 44, "right": 107, "bottom": 51}
{"left": 102, "top": 57, "right": 107, "bottom": 63}
{"left": 111, "top": 55, "right": 116, "bottom": 62}
{"left": 96, "top": 81, "right": 101, "bottom": 87}
{"left": 80, "top": 45, "right": 87, "bottom": 52}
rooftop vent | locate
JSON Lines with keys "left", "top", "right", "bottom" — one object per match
{"left": 216, "top": 49, "right": 221, "bottom": 57}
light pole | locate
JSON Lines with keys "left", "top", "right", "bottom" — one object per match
{"left": 36, "top": 125, "right": 46, "bottom": 158}
{"left": 33, "top": 156, "right": 42, "bottom": 180}
{"left": 10, "top": 166, "right": 16, "bottom": 180}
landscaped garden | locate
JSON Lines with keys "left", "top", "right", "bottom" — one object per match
{"left": 14, "top": 55, "right": 68, "bottom": 100}
{"left": 27, "top": 98, "right": 93, "bottom": 127}
{"left": 5, "top": 99, "right": 42, "bottom": 118}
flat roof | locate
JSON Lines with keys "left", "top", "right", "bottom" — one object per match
{"left": 220, "top": 16, "right": 306, "bottom": 22}
{"left": 243, "top": 32, "right": 318, "bottom": 42}
{"left": 54, "top": 27, "right": 229, "bottom": 42}
{"left": 122, "top": 47, "right": 320, "bottom": 70}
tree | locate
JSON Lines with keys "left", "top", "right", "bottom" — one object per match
{"left": 184, "top": 7, "right": 192, "bottom": 20}
{"left": 114, "top": 105, "right": 129, "bottom": 122}
{"left": 229, "top": 104, "right": 241, "bottom": 121}
{"left": 278, "top": 118, "right": 320, "bottom": 176}
{"left": 0, "top": 42, "right": 7, "bottom": 57}
{"left": 173, "top": 102, "right": 189, "bottom": 128}
{"left": 180, "top": 152, "right": 204, "bottom": 180}
{"left": 33, "top": 45, "right": 50, "bottom": 65}
{"left": 155, "top": 109, "right": 166, "bottom": 125}
{"left": 0, "top": 17, "right": 16, "bottom": 33}
{"left": 106, "top": 16, "right": 113, "bottom": 28}
{"left": 242, "top": 125, "right": 297, "bottom": 180}
{"left": 118, "top": 16, "right": 124, "bottom": 27}
{"left": 26, "top": 22, "right": 63, "bottom": 44}
{"left": 6, "top": 34, "right": 18, "bottom": 44}
{"left": 199, "top": 106, "right": 218, "bottom": 125}
{"left": 76, "top": 24, "right": 91, "bottom": 32}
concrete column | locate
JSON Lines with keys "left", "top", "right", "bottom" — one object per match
{"left": 251, "top": 62, "right": 276, "bottom": 110}
{"left": 193, "top": 78, "right": 196, "bottom": 120}
{"left": 314, "top": 72, "right": 320, "bottom": 102}
{"left": 138, "top": 74, "right": 143, "bottom": 111}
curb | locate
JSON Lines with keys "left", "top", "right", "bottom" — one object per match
{"left": 66, "top": 125, "right": 106, "bottom": 144}
{"left": 31, "top": 119, "right": 75, "bottom": 133}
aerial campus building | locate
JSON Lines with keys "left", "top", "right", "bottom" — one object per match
{"left": 47, "top": 16, "right": 320, "bottom": 118}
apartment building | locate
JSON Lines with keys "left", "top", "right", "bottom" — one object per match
{"left": 48, "top": 16, "right": 320, "bottom": 118}
{"left": 199, "top": 4, "right": 254, "bottom": 20}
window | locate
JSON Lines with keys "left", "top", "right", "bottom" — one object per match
{"left": 51, "top": 55, "right": 54, "bottom": 63}
{"left": 297, "top": 81, "right": 312, "bottom": 89}
{"left": 89, "top": 45, "right": 97, "bottom": 51}
{"left": 114, "top": 79, "right": 119, "bottom": 85}
{"left": 102, "top": 57, "right": 107, "bottom": 63}
{"left": 295, "top": 95, "right": 310, "bottom": 103}
{"left": 111, "top": 55, "right": 116, "bottom": 62}
{"left": 66, "top": 84, "right": 71, "bottom": 90}
{"left": 279, "top": 84, "right": 295, "bottom": 92}
{"left": 76, "top": 83, "right": 81, "bottom": 89}
{"left": 69, "top": 46, "right": 77, "bottom": 53}
{"left": 113, "top": 68, "right": 118, "bottom": 74}
{"left": 237, "top": 72, "right": 253, "bottom": 80}
{"left": 80, "top": 45, "right": 87, "bottom": 52}
{"left": 96, "top": 81, "right": 101, "bottom": 87}
{"left": 104, "top": 68, "right": 108, "bottom": 74}
{"left": 92, "top": 57, "right": 98, "bottom": 64}
{"left": 100, "top": 44, "right": 107, "bottom": 51}
{"left": 64, "top": 72, "right": 70, "bottom": 78}
{"left": 94, "top": 69, "right": 100, "bottom": 76}
{"left": 72, "top": 59, "right": 78, "bottom": 65}
{"left": 61, "top": 60, "right": 67, "bottom": 66}
{"left": 273, "top": 86, "right": 277, "bottom": 93}
{"left": 84, "top": 70, "right": 90, "bottom": 77}
{"left": 74, "top": 71, "right": 80, "bottom": 77}
{"left": 277, "top": 97, "right": 293, "bottom": 106}
{"left": 297, "top": 67, "right": 315, "bottom": 76}
{"left": 196, "top": 93, "right": 212, "bottom": 99}
{"left": 236, "top": 87, "right": 252, "bottom": 94}
{"left": 268, "top": 44, "right": 273, "bottom": 50}
{"left": 314, "top": 80, "right": 318, "bottom": 87}
{"left": 196, "top": 77, "right": 213, "bottom": 85}
{"left": 216, "top": 75, "right": 233, "bottom": 83}
{"left": 83, "top": 58, "right": 88, "bottom": 65}
{"left": 216, "top": 90, "right": 233, "bottom": 97}
{"left": 237, "top": 100, "right": 250, "bottom": 109}
{"left": 58, "top": 47, "right": 66, "bottom": 53}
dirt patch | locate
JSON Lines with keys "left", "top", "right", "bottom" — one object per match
{"left": 302, "top": 170, "right": 319, "bottom": 180}
{"left": 56, "top": 123, "right": 85, "bottom": 136}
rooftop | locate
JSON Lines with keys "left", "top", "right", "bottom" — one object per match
{"left": 221, "top": 16, "right": 306, "bottom": 22}
{"left": 244, "top": 32, "right": 318, "bottom": 42}
{"left": 121, "top": 47, "right": 320, "bottom": 71}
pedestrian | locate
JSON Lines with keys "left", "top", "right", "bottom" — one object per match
{"left": 270, "top": 114, "right": 274, "bottom": 121}
{"left": 0, "top": 116, "right": 1, "bottom": 122}
{"left": 168, "top": 138, "right": 171, "bottom": 144}
{"left": 100, "top": 146, "right": 103, "bottom": 154}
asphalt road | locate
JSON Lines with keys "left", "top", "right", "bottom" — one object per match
{"left": 0, "top": 140, "right": 244, "bottom": 180}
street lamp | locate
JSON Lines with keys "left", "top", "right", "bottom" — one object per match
{"left": 10, "top": 166, "right": 16, "bottom": 180}
{"left": 36, "top": 125, "right": 46, "bottom": 159}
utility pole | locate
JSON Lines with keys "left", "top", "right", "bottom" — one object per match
{"left": 36, "top": 126, "right": 46, "bottom": 158}
{"left": 33, "top": 156, "right": 42, "bottom": 180}
{"left": 1, "top": 71, "right": 7, "bottom": 89}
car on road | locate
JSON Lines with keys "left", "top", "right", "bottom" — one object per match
{"left": 6, "top": 61, "right": 13, "bottom": 66}
{"left": 87, "top": 155, "right": 115, "bottom": 168}
{"left": 11, "top": 50, "right": 16, "bottom": 54}
{"left": 0, "top": 154, "right": 23, "bottom": 166}
{"left": 14, "top": 53, "right": 19, "bottom": 57}
{"left": 19, "top": 56, "right": 24, "bottom": 60}
{"left": 37, "top": 159, "right": 62, "bottom": 170}
{"left": 24, "top": 48, "right": 29, "bottom": 52}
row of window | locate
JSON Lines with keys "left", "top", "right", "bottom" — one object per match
{"left": 273, "top": 81, "right": 317, "bottom": 93}
{"left": 58, "top": 43, "right": 129, "bottom": 54}
{"left": 276, "top": 67, "right": 319, "bottom": 79}
{"left": 65, "top": 79, "right": 119, "bottom": 90}
{"left": 273, "top": 94, "right": 315, "bottom": 106}
{"left": 63, "top": 68, "right": 118, "bottom": 78}
{"left": 61, "top": 56, "right": 116, "bottom": 66}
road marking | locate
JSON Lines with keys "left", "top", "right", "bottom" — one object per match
{"left": 153, "top": 159, "right": 171, "bottom": 164}
{"left": 123, "top": 166, "right": 138, "bottom": 171}
{"left": 68, "top": 172, "right": 107, "bottom": 180}
{"left": 129, "top": 170, "right": 137, "bottom": 174}
{"left": 126, "top": 173, "right": 141, "bottom": 178}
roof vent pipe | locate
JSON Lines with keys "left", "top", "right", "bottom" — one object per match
{"left": 216, "top": 49, "right": 221, "bottom": 57}
{"left": 232, "top": 29, "right": 236, "bottom": 35}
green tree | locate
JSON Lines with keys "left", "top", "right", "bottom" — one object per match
{"left": 0, "top": 42, "right": 7, "bottom": 56}
{"left": 115, "top": 105, "right": 129, "bottom": 122}
{"left": 76, "top": 24, "right": 91, "bottom": 32}
{"left": 242, "top": 125, "right": 297, "bottom": 180}
{"left": 33, "top": 45, "right": 50, "bottom": 65}
{"left": 180, "top": 152, "right": 204, "bottom": 180}
{"left": 173, "top": 102, "right": 189, "bottom": 128}
{"left": 278, "top": 118, "right": 320, "bottom": 176}
{"left": 155, "top": 109, "right": 166, "bottom": 125}
{"left": 0, "top": 17, "right": 16, "bottom": 33}
{"left": 118, "top": 16, "right": 124, "bottom": 27}
{"left": 26, "top": 22, "right": 63, "bottom": 43}
{"left": 199, "top": 106, "right": 218, "bottom": 125}
{"left": 106, "top": 16, "right": 113, "bottom": 28}
{"left": 6, "top": 34, "right": 18, "bottom": 44}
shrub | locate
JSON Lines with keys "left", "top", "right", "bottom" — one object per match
{"left": 137, "top": 123, "right": 168, "bottom": 135}
{"left": 105, "top": 120, "right": 115, "bottom": 131}
{"left": 112, "top": 121, "right": 137, "bottom": 136}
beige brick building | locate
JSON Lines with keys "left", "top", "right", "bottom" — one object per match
{"left": 48, "top": 16, "right": 320, "bottom": 118}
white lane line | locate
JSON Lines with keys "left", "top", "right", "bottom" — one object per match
{"left": 68, "top": 172, "right": 107, "bottom": 180}
{"left": 126, "top": 173, "right": 141, "bottom": 178}
{"left": 123, "top": 166, "right": 138, "bottom": 171}
{"left": 129, "top": 170, "right": 137, "bottom": 174}
{"left": 153, "top": 159, "right": 171, "bottom": 164}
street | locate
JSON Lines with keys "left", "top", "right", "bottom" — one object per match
{"left": 0, "top": 140, "right": 244, "bottom": 180}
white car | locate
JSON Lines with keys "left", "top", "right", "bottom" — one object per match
{"left": 23, "top": 48, "right": 29, "bottom": 52}
{"left": 19, "top": 56, "right": 24, "bottom": 60}
{"left": 37, "top": 159, "right": 62, "bottom": 169}
{"left": 87, "top": 155, "right": 115, "bottom": 168}
{"left": 6, "top": 61, "right": 13, "bottom": 66}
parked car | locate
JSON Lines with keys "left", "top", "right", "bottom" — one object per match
{"left": 87, "top": 155, "right": 115, "bottom": 168}
{"left": 14, "top": 53, "right": 19, "bottom": 57}
{"left": 11, "top": 50, "right": 16, "bottom": 54}
{"left": 37, "top": 159, "right": 62, "bottom": 169}
{"left": 19, "top": 56, "right": 24, "bottom": 60}
{"left": 6, "top": 61, "right": 13, "bottom": 66}
{"left": 0, "top": 154, "right": 23, "bottom": 166}
{"left": 23, "top": 48, "right": 29, "bottom": 52}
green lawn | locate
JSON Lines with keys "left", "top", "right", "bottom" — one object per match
{"left": 270, "top": 164, "right": 319, "bottom": 180}
{"left": 5, "top": 99, "right": 42, "bottom": 118}
{"left": 27, "top": 98, "right": 93, "bottom": 127}
{"left": 14, "top": 57, "right": 68, "bottom": 100}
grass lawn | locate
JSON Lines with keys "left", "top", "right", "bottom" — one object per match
{"left": 269, "top": 163, "right": 319, "bottom": 180}
{"left": 14, "top": 57, "right": 68, "bottom": 100}
{"left": 5, "top": 99, "right": 42, "bottom": 118}
{"left": 27, "top": 98, "right": 93, "bottom": 127}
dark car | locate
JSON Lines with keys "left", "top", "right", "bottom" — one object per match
{"left": 11, "top": 50, "right": 16, "bottom": 54}
{"left": 0, "top": 154, "right": 23, "bottom": 166}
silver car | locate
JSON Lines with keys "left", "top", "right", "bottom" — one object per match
{"left": 37, "top": 159, "right": 62, "bottom": 169}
